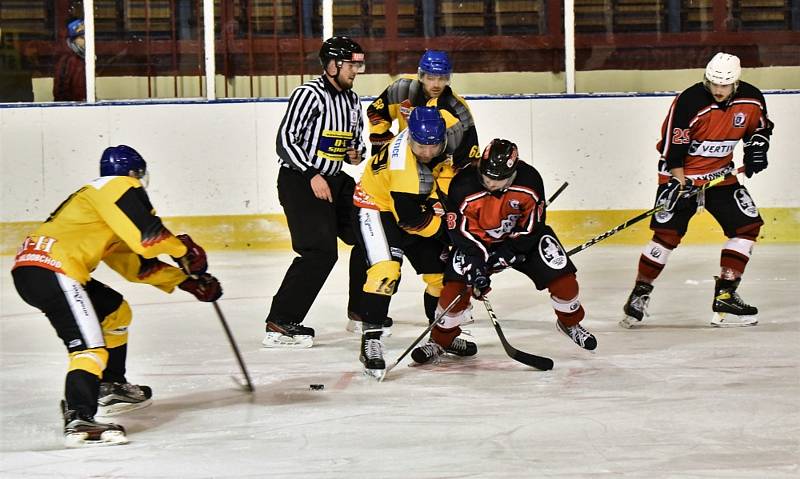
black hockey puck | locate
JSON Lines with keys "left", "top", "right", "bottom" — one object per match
{"left": 309, "top": 384, "right": 324, "bottom": 390}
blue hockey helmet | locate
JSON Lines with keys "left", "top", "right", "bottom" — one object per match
{"left": 407, "top": 107, "right": 446, "bottom": 145}
{"left": 418, "top": 50, "right": 452, "bottom": 76}
{"left": 100, "top": 145, "right": 147, "bottom": 178}
{"left": 67, "top": 19, "right": 84, "bottom": 38}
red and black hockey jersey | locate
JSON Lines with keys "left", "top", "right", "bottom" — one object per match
{"left": 656, "top": 80, "right": 773, "bottom": 184}
{"left": 446, "top": 163, "right": 545, "bottom": 261}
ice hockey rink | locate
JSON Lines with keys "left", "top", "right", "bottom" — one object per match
{"left": 0, "top": 244, "right": 797, "bottom": 478}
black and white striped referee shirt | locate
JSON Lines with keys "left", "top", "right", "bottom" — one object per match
{"left": 276, "top": 75, "right": 366, "bottom": 178}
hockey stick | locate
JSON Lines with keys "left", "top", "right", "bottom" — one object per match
{"left": 481, "top": 297, "right": 554, "bottom": 370}
{"left": 547, "top": 181, "right": 569, "bottom": 207}
{"left": 565, "top": 166, "right": 744, "bottom": 256}
{"left": 180, "top": 259, "right": 254, "bottom": 393}
{"left": 381, "top": 291, "right": 465, "bottom": 381}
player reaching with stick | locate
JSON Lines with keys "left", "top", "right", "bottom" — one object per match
{"left": 11, "top": 145, "right": 222, "bottom": 448}
{"left": 411, "top": 139, "right": 597, "bottom": 365}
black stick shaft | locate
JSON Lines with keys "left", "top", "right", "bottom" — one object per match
{"left": 212, "top": 301, "right": 255, "bottom": 392}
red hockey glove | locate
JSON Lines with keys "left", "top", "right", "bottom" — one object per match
{"left": 178, "top": 273, "right": 222, "bottom": 302}
{"left": 172, "top": 234, "right": 208, "bottom": 274}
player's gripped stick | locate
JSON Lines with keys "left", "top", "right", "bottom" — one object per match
{"left": 179, "top": 258, "right": 255, "bottom": 393}
{"left": 566, "top": 166, "right": 745, "bottom": 256}
{"left": 380, "top": 290, "right": 466, "bottom": 381}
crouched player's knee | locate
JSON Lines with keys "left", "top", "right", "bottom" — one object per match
{"left": 68, "top": 347, "right": 109, "bottom": 378}
{"left": 101, "top": 300, "right": 132, "bottom": 349}
{"left": 363, "top": 260, "right": 401, "bottom": 296}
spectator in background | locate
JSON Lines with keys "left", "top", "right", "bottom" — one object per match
{"left": 53, "top": 18, "right": 86, "bottom": 101}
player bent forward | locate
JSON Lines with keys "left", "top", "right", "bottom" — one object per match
{"left": 412, "top": 139, "right": 597, "bottom": 365}
{"left": 11, "top": 145, "right": 222, "bottom": 447}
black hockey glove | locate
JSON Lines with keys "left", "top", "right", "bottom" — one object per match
{"left": 662, "top": 178, "right": 698, "bottom": 213}
{"left": 488, "top": 244, "right": 526, "bottom": 273}
{"left": 464, "top": 255, "right": 491, "bottom": 299}
{"left": 179, "top": 273, "right": 222, "bottom": 302}
{"left": 743, "top": 133, "right": 769, "bottom": 178}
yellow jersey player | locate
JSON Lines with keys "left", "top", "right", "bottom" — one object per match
{"left": 366, "top": 50, "right": 480, "bottom": 171}
{"left": 353, "top": 106, "right": 474, "bottom": 379}
{"left": 11, "top": 145, "right": 222, "bottom": 448}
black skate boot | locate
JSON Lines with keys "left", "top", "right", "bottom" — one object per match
{"left": 62, "top": 400, "right": 127, "bottom": 448}
{"left": 346, "top": 311, "right": 393, "bottom": 337}
{"left": 360, "top": 328, "right": 386, "bottom": 380}
{"left": 557, "top": 320, "right": 597, "bottom": 351}
{"left": 97, "top": 382, "right": 153, "bottom": 416}
{"left": 620, "top": 281, "right": 654, "bottom": 328}
{"left": 444, "top": 337, "right": 478, "bottom": 357}
{"left": 711, "top": 276, "right": 758, "bottom": 327}
{"left": 411, "top": 339, "right": 445, "bottom": 365}
{"left": 263, "top": 321, "right": 315, "bottom": 348}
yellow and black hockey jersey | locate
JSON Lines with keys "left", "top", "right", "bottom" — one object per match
{"left": 366, "top": 76, "right": 479, "bottom": 168}
{"left": 354, "top": 130, "right": 455, "bottom": 238}
{"left": 13, "top": 175, "right": 188, "bottom": 291}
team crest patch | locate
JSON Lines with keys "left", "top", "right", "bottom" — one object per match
{"left": 399, "top": 100, "right": 413, "bottom": 119}
{"left": 734, "top": 188, "right": 758, "bottom": 217}
{"left": 654, "top": 189, "right": 674, "bottom": 223}
{"left": 539, "top": 235, "right": 567, "bottom": 269}
{"left": 733, "top": 112, "right": 746, "bottom": 128}
{"left": 508, "top": 199, "right": 521, "bottom": 209}
{"left": 452, "top": 250, "right": 469, "bottom": 276}
{"left": 350, "top": 110, "right": 359, "bottom": 124}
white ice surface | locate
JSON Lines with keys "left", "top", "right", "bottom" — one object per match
{"left": 1, "top": 245, "right": 798, "bottom": 478}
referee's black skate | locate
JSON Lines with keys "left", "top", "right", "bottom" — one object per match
{"left": 97, "top": 382, "right": 153, "bottom": 416}
{"left": 620, "top": 281, "right": 654, "bottom": 328}
{"left": 62, "top": 400, "right": 127, "bottom": 448}
{"left": 360, "top": 328, "right": 385, "bottom": 380}
{"left": 711, "top": 276, "right": 758, "bottom": 327}
{"left": 263, "top": 321, "right": 315, "bottom": 348}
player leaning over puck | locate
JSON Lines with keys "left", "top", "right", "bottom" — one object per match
{"left": 621, "top": 52, "right": 774, "bottom": 328}
{"left": 11, "top": 145, "right": 222, "bottom": 447}
{"left": 411, "top": 139, "right": 597, "bottom": 365}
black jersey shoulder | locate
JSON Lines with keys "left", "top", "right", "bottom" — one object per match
{"left": 511, "top": 162, "right": 545, "bottom": 197}
{"left": 734, "top": 81, "right": 766, "bottom": 103}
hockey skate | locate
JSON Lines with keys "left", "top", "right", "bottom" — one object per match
{"left": 620, "top": 281, "right": 654, "bottom": 328}
{"left": 62, "top": 400, "right": 127, "bottom": 448}
{"left": 360, "top": 329, "right": 386, "bottom": 380}
{"left": 557, "top": 320, "right": 597, "bottom": 350}
{"left": 262, "top": 321, "right": 314, "bottom": 348}
{"left": 97, "top": 382, "right": 153, "bottom": 416}
{"left": 411, "top": 339, "right": 445, "bottom": 365}
{"left": 345, "top": 311, "right": 393, "bottom": 337}
{"left": 711, "top": 276, "right": 758, "bottom": 327}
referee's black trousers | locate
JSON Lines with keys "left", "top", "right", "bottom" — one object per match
{"left": 266, "top": 167, "right": 364, "bottom": 326}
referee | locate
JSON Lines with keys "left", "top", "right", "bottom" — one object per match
{"left": 262, "top": 36, "right": 367, "bottom": 349}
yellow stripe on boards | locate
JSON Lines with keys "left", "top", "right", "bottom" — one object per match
{"left": 1, "top": 208, "right": 797, "bottom": 255}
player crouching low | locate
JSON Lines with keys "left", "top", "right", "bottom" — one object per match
{"left": 412, "top": 139, "right": 596, "bottom": 365}
{"left": 11, "top": 145, "right": 222, "bottom": 447}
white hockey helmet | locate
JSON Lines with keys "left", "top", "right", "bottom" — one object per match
{"left": 705, "top": 52, "right": 741, "bottom": 85}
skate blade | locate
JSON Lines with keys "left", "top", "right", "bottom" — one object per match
{"left": 64, "top": 430, "right": 128, "bottom": 448}
{"left": 710, "top": 312, "right": 758, "bottom": 328}
{"left": 97, "top": 399, "right": 152, "bottom": 417}
{"left": 261, "top": 334, "right": 313, "bottom": 349}
{"left": 346, "top": 320, "right": 392, "bottom": 337}
{"left": 363, "top": 368, "right": 386, "bottom": 381}
{"left": 619, "top": 314, "right": 642, "bottom": 329}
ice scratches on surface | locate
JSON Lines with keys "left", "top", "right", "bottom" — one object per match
{"left": 0, "top": 245, "right": 797, "bottom": 478}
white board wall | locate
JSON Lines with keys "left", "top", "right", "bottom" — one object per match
{"left": 2, "top": 93, "right": 798, "bottom": 222}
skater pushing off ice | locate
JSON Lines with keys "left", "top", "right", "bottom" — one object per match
{"left": 621, "top": 52, "right": 774, "bottom": 328}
